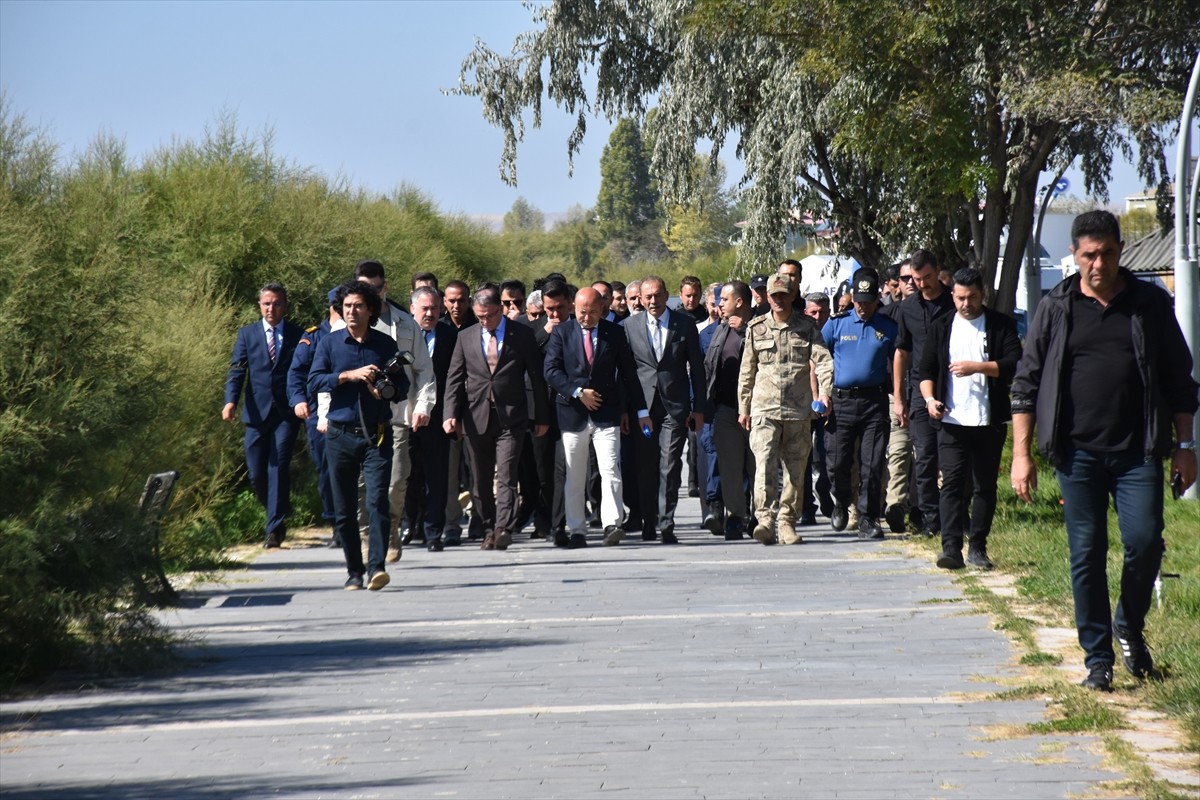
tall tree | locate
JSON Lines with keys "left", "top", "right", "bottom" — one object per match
{"left": 662, "top": 153, "right": 733, "bottom": 259}
{"left": 595, "top": 118, "right": 658, "bottom": 241}
{"left": 455, "top": 0, "right": 1198, "bottom": 310}
{"left": 502, "top": 196, "right": 545, "bottom": 234}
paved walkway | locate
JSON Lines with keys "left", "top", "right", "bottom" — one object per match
{"left": 3, "top": 494, "right": 1127, "bottom": 799}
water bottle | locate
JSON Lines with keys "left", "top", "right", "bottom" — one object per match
{"left": 642, "top": 423, "right": 653, "bottom": 438}
{"left": 812, "top": 400, "right": 827, "bottom": 415}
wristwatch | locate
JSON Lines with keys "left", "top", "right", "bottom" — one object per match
{"left": 1177, "top": 440, "right": 1197, "bottom": 451}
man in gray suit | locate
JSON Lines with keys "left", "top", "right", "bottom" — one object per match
{"left": 623, "top": 276, "right": 707, "bottom": 543}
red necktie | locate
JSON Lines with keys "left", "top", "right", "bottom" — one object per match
{"left": 583, "top": 327, "right": 594, "bottom": 367}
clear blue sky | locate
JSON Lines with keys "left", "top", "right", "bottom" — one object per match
{"left": 0, "top": 0, "right": 1184, "bottom": 224}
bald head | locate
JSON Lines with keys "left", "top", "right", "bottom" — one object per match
{"left": 575, "top": 287, "right": 603, "bottom": 329}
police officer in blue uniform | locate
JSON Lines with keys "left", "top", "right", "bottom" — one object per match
{"left": 822, "top": 268, "right": 898, "bottom": 538}
{"left": 287, "top": 287, "right": 340, "bottom": 546}
{"left": 308, "top": 281, "right": 403, "bottom": 591}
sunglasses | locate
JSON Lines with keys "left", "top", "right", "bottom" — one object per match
{"left": 501, "top": 299, "right": 525, "bottom": 307}
{"left": 899, "top": 275, "right": 914, "bottom": 283}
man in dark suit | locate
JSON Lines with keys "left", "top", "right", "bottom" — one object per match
{"left": 623, "top": 275, "right": 707, "bottom": 543}
{"left": 444, "top": 286, "right": 549, "bottom": 551}
{"left": 529, "top": 280, "right": 573, "bottom": 545}
{"left": 407, "top": 285, "right": 460, "bottom": 550}
{"left": 222, "top": 283, "right": 304, "bottom": 548}
{"left": 545, "top": 287, "right": 651, "bottom": 548}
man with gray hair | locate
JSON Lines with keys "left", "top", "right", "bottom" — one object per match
{"left": 444, "top": 286, "right": 549, "bottom": 551}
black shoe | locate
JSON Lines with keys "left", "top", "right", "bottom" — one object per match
{"left": 817, "top": 490, "right": 834, "bottom": 518}
{"left": 857, "top": 516, "right": 884, "bottom": 540}
{"left": 967, "top": 546, "right": 994, "bottom": 570}
{"left": 688, "top": 487, "right": 700, "bottom": 498}
{"left": 703, "top": 514, "right": 723, "bottom": 536}
{"left": 909, "top": 507, "right": 925, "bottom": 531}
{"left": 1114, "top": 625, "right": 1162, "bottom": 681}
{"left": 602, "top": 525, "right": 623, "bottom": 546}
{"left": 936, "top": 550, "right": 965, "bottom": 570}
{"left": 344, "top": 574, "right": 364, "bottom": 591}
{"left": 427, "top": 539, "right": 444, "bottom": 552}
{"left": 642, "top": 527, "right": 658, "bottom": 541}
{"left": 724, "top": 516, "right": 745, "bottom": 540}
{"left": 921, "top": 525, "right": 939, "bottom": 539}
{"left": 554, "top": 531, "right": 571, "bottom": 548}
{"left": 830, "top": 505, "right": 849, "bottom": 532}
{"left": 799, "top": 513, "right": 817, "bottom": 526}
{"left": 443, "top": 536, "right": 462, "bottom": 547}
{"left": 884, "top": 504, "right": 907, "bottom": 533}
{"left": 1080, "top": 663, "right": 1113, "bottom": 691}
{"left": 401, "top": 528, "right": 417, "bottom": 546}
{"left": 530, "top": 529, "right": 547, "bottom": 540}
{"left": 567, "top": 533, "right": 589, "bottom": 549}
{"left": 265, "top": 531, "right": 283, "bottom": 549}
{"left": 327, "top": 534, "right": 343, "bottom": 549}
{"left": 622, "top": 518, "right": 644, "bottom": 533}
{"left": 661, "top": 531, "right": 679, "bottom": 545}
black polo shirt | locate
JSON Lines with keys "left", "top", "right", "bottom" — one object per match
{"left": 1062, "top": 285, "right": 1144, "bottom": 452}
{"left": 893, "top": 288, "right": 955, "bottom": 391}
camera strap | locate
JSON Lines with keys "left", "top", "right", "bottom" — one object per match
{"left": 356, "top": 394, "right": 387, "bottom": 449}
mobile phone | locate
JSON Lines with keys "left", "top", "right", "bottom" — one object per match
{"left": 1170, "top": 471, "right": 1184, "bottom": 500}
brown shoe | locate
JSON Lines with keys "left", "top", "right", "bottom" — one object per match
{"left": 494, "top": 530, "right": 512, "bottom": 551}
{"left": 480, "top": 534, "right": 496, "bottom": 551}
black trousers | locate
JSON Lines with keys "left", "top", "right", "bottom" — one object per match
{"left": 529, "top": 425, "right": 565, "bottom": 534}
{"left": 936, "top": 422, "right": 1006, "bottom": 553}
{"left": 828, "top": 392, "right": 889, "bottom": 518}
{"left": 907, "top": 388, "right": 941, "bottom": 530}
{"left": 410, "top": 424, "right": 451, "bottom": 542}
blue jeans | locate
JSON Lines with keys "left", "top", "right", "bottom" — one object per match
{"left": 326, "top": 424, "right": 393, "bottom": 578}
{"left": 1056, "top": 447, "right": 1164, "bottom": 668}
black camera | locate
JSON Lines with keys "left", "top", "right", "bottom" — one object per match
{"left": 374, "top": 351, "right": 413, "bottom": 402}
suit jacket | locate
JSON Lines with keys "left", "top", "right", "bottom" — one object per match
{"left": 623, "top": 308, "right": 708, "bottom": 420}
{"left": 544, "top": 318, "right": 648, "bottom": 432}
{"left": 373, "top": 300, "right": 436, "bottom": 427}
{"left": 915, "top": 307, "right": 1021, "bottom": 425}
{"left": 446, "top": 319, "right": 549, "bottom": 435}
{"left": 424, "top": 320, "right": 459, "bottom": 427}
{"left": 225, "top": 319, "right": 303, "bottom": 425}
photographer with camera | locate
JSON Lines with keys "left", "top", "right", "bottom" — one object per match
{"left": 354, "top": 260, "right": 435, "bottom": 563}
{"left": 308, "top": 280, "right": 403, "bottom": 591}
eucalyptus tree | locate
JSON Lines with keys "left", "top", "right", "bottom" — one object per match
{"left": 455, "top": 0, "right": 1198, "bottom": 309}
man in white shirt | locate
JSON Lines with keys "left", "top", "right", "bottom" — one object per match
{"left": 915, "top": 268, "right": 1021, "bottom": 571}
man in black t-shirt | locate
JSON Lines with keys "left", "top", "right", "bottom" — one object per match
{"left": 1011, "top": 210, "right": 1198, "bottom": 692}
{"left": 892, "top": 250, "right": 955, "bottom": 537}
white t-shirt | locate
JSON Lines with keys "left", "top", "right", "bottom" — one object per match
{"left": 944, "top": 314, "right": 989, "bottom": 427}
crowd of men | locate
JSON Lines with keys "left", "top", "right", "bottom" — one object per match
{"left": 223, "top": 211, "right": 1196, "bottom": 692}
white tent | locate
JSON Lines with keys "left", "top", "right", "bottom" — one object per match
{"left": 798, "top": 254, "right": 862, "bottom": 296}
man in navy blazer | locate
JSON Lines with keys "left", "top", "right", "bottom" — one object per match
{"left": 545, "top": 287, "right": 652, "bottom": 548}
{"left": 222, "top": 282, "right": 303, "bottom": 548}
{"left": 623, "top": 276, "right": 708, "bottom": 543}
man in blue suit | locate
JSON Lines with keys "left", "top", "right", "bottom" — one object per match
{"left": 223, "top": 282, "right": 303, "bottom": 548}
{"left": 545, "top": 287, "right": 651, "bottom": 548}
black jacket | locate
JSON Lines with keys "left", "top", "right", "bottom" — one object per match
{"left": 915, "top": 307, "right": 1021, "bottom": 426}
{"left": 1010, "top": 268, "right": 1199, "bottom": 467}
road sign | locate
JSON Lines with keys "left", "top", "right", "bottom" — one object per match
{"left": 1053, "top": 177, "right": 1070, "bottom": 195}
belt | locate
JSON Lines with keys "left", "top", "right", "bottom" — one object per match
{"left": 833, "top": 385, "right": 886, "bottom": 399}
{"left": 330, "top": 421, "right": 368, "bottom": 436}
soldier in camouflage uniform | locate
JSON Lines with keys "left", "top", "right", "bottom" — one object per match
{"left": 738, "top": 274, "right": 834, "bottom": 545}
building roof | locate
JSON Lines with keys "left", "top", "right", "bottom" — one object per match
{"left": 1122, "top": 230, "right": 1174, "bottom": 274}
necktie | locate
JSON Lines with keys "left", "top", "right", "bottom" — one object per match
{"left": 267, "top": 328, "right": 277, "bottom": 363}
{"left": 425, "top": 329, "right": 435, "bottom": 357}
{"left": 652, "top": 319, "right": 663, "bottom": 361}
{"left": 583, "top": 327, "right": 594, "bottom": 367}
{"left": 486, "top": 330, "right": 499, "bottom": 372}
